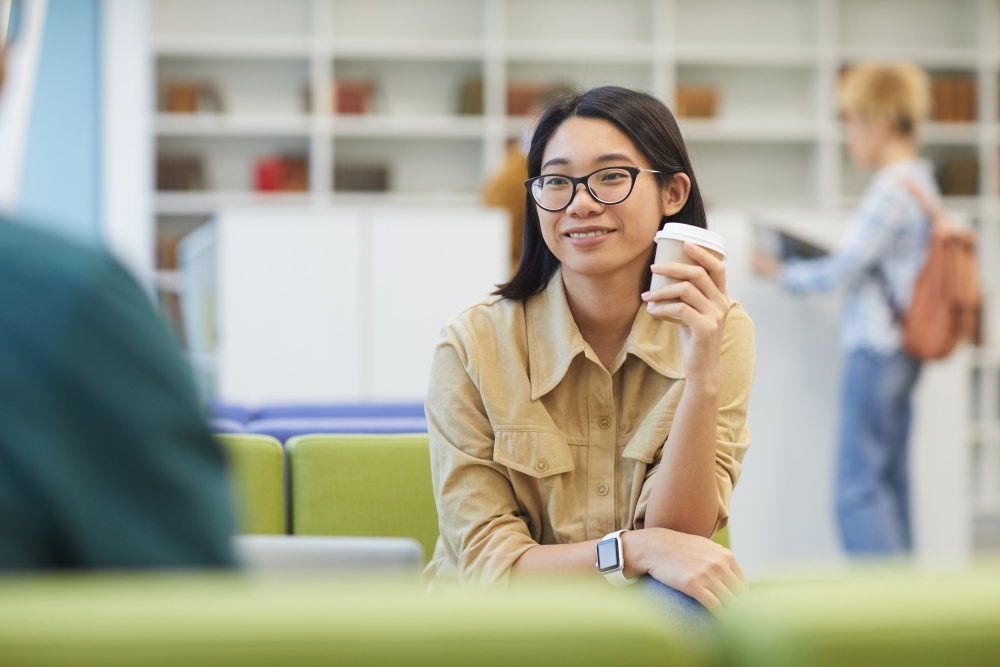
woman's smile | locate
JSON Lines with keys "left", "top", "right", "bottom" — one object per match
{"left": 565, "top": 226, "right": 616, "bottom": 247}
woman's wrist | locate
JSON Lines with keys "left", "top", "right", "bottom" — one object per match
{"left": 620, "top": 528, "right": 657, "bottom": 580}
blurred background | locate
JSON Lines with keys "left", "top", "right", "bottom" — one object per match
{"left": 1, "top": 0, "right": 998, "bottom": 579}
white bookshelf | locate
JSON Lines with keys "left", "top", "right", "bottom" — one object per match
{"left": 149, "top": 0, "right": 1000, "bottom": 545}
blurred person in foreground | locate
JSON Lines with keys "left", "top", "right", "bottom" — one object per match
{"left": 0, "top": 2, "right": 235, "bottom": 569}
{"left": 426, "top": 86, "right": 753, "bottom": 629}
{"left": 754, "top": 63, "right": 934, "bottom": 556}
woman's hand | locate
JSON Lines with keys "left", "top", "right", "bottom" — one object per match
{"left": 641, "top": 243, "right": 729, "bottom": 392}
{"left": 623, "top": 527, "right": 748, "bottom": 616}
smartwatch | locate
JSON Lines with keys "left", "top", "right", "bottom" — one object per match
{"left": 596, "top": 529, "right": 638, "bottom": 586}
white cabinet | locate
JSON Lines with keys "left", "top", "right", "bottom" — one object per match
{"left": 179, "top": 205, "right": 508, "bottom": 403}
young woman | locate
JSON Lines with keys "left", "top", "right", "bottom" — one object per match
{"left": 754, "top": 64, "right": 933, "bottom": 556}
{"left": 424, "top": 86, "right": 755, "bottom": 615}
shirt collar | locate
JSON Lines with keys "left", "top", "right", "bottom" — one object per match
{"left": 525, "top": 267, "right": 685, "bottom": 401}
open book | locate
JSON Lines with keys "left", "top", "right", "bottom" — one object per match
{"left": 752, "top": 217, "right": 830, "bottom": 261}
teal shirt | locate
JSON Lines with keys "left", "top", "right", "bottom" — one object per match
{"left": 0, "top": 220, "right": 235, "bottom": 569}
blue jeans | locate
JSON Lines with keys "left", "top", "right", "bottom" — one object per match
{"left": 638, "top": 576, "right": 718, "bottom": 642}
{"left": 836, "top": 349, "right": 921, "bottom": 555}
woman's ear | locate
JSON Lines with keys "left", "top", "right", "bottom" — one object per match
{"left": 660, "top": 172, "right": 691, "bottom": 216}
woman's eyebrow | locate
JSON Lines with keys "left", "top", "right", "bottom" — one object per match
{"left": 542, "top": 157, "right": 570, "bottom": 169}
{"left": 595, "top": 153, "right": 635, "bottom": 164}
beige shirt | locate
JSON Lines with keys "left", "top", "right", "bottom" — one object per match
{"left": 423, "top": 269, "right": 755, "bottom": 588}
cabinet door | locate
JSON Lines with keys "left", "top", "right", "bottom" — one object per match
{"left": 216, "top": 208, "right": 363, "bottom": 403}
{"left": 369, "top": 206, "right": 509, "bottom": 398}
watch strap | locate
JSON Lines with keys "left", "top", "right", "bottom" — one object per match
{"left": 599, "top": 530, "right": 639, "bottom": 587}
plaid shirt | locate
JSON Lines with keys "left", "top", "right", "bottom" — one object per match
{"left": 780, "top": 160, "right": 937, "bottom": 353}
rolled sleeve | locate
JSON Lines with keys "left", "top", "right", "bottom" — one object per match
{"left": 633, "top": 304, "right": 755, "bottom": 535}
{"left": 425, "top": 324, "right": 537, "bottom": 588}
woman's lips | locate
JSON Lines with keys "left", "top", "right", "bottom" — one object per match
{"left": 564, "top": 228, "right": 615, "bottom": 248}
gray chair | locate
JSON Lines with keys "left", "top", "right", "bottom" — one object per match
{"left": 233, "top": 535, "right": 424, "bottom": 575}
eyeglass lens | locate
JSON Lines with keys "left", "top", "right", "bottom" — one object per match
{"left": 531, "top": 167, "right": 635, "bottom": 211}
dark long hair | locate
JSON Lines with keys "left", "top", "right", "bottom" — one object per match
{"left": 494, "top": 86, "right": 707, "bottom": 300}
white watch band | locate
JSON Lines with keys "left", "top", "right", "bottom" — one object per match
{"left": 597, "top": 529, "right": 639, "bottom": 587}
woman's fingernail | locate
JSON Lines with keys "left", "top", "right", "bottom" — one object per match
{"left": 646, "top": 302, "right": 655, "bottom": 311}
{"left": 640, "top": 291, "right": 650, "bottom": 300}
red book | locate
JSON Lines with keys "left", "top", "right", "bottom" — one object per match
{"left": 255, "top": 158, "right": 283, "bottom": 192}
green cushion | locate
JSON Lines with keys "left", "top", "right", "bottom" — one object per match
{"left": 724, "top": 568, "right": 1000, "bottom": 667}
{"left": 286, "top": 434, "right": 439, "bottom": 561}
{"left": 0, "top": 575, "right": 695, "bottom": 666}
{"left": 216, "top": 434, "right": 285, "bottom": 535}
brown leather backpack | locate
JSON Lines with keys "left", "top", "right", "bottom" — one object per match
{"left": 896, "top": 181, "right": 981, "bottom": 360}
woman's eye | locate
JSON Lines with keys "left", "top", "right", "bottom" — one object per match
{"left": 545, "top": 177, "right": 570, "bottom": 187}
{"left": 601, "top": 171, "right": 628, "bottom": 181}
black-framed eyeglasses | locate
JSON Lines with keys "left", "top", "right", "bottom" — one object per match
{"left": 524, "top": 166, "right": 666, "bottom": 212}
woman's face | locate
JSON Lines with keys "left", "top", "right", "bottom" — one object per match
{"left": 845, "top": 111, "right": 891, "bottom": 170}
{"left": 536, "top": 117, "right": 685, "bottom": 283}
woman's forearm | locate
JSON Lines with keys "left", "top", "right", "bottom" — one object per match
{"left": 511, "top": 532, "right": 647, "bottom": 580}
{"left": 642, "top": 381, "right": 721, "bottom": 537}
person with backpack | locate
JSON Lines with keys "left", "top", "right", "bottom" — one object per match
{"left": 754, "top": 63, "right": 957, "bottom": 556}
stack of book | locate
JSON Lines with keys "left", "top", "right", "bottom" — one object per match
{"left": 334, "top": 165, "right": 389, "bottom": 192}
{"left": 157, "top": 156, "right": 204, "bottom": 191}
{"left": 254, "top": 156, "right": 309, "bottom": 192}
{"left": 931, "top": 75, "right": 977, "bottom": 122}
{"left": 937, "top": 156, "right": 979, "bottom": 195}
{"left": 163, "top": 81, "right": 224, "bottom": 113}
{"left": 334, "top": 81, "right": 374, "bottom": 114}
{"left": 675, "top": 85, "right": 718, "bottom": 118}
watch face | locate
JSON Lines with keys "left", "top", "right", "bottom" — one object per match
{"left": 596, "top": 538, "right": 620, "bottom": 573}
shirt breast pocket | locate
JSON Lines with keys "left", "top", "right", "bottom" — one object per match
{"left": 493, "top": 430, "right": 575, "bottom": 478}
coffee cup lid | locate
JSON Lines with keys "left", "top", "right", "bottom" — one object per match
{"left": 655, "top": 223, "right": 728, "bottom": 259}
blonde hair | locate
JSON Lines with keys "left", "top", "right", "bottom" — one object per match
{"left": 838, "top": 63, "right": 931, "bottom": 136}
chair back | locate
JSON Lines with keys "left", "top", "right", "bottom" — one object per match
{"left": 216, "top": 434, "right": 286, "bottom": 535}
{"left": 287, "top": 434, "right": 438, "bottom": 561}
{"left": 234, "top": 535, "right": 423, "bottom": 574}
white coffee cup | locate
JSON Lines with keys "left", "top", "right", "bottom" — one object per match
{"left": 650, "top": 223, "right": 728, "bottom": 323}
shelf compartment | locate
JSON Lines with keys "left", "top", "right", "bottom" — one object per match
{"left": 839, "top": 0, "right": 980, "bottom": 50}
{"left": 505, "top": 61, "right": 654, "bottom": 99}
{"left": 506, "top": 0, "right": 652, "bottom": 43}
{"left": 157, "top": 57, "right": 310, "bottom": 115}
{"left": 333, "top": 0, "right": 483, "bottom": 41}
{"left": 675, "top": 0, "right": 817, "bottom": 50}
{"left": 333, "top": 59, "right": 483, "bottom": 117}
{"left": 685, "top": 142, "right": 818, "bottom": 208}
{"left": 153, "top": 0, "right": 311, "bottom": 40}
{"left": 676, "top": 64, "right": 818, "bottom": 125}
{"left": 158, "top": 135, "right": 311, "bottom": 192}
{"left": 333, "top": 137, "right": 483, "bottom": 194}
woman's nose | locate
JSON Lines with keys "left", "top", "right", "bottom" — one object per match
{"left": 566, "top": 183, "right": 602, "bottom": 216}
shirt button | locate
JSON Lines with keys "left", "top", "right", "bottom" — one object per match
{"left": 597, "top": 484, "right": 609, "bottom": 496}
{"left": 534, "top": 459, "right": 548, "bottom": 473}
{"left": 598, "top": 415, "right": 611, "bottom": 429}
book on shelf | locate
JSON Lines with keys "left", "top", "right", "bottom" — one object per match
{"left": 163, "top": 81, "right": 225, "bottom": 113}
{"left": 675, "top": 85, "right": 718, "bottom": 119}
{"left": 931, "top": 75, "right": 976, "bottom": 123}
{"left": 254, "top": 156, "right": 309, "bottom": 192}
{"left": 458, "top": 77, "right": 483, "bottom": 115}
{"left": 937, "top": 156, "right": 979, "bottom": 196}
{"left": 157, "top": 156, "right": 205, "bottom": 191}
{"left": 334, "top": 80, "right": 374, "bottom": 114}
{"left": 334, "top": 164, "right": 389, "bottom": 192}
